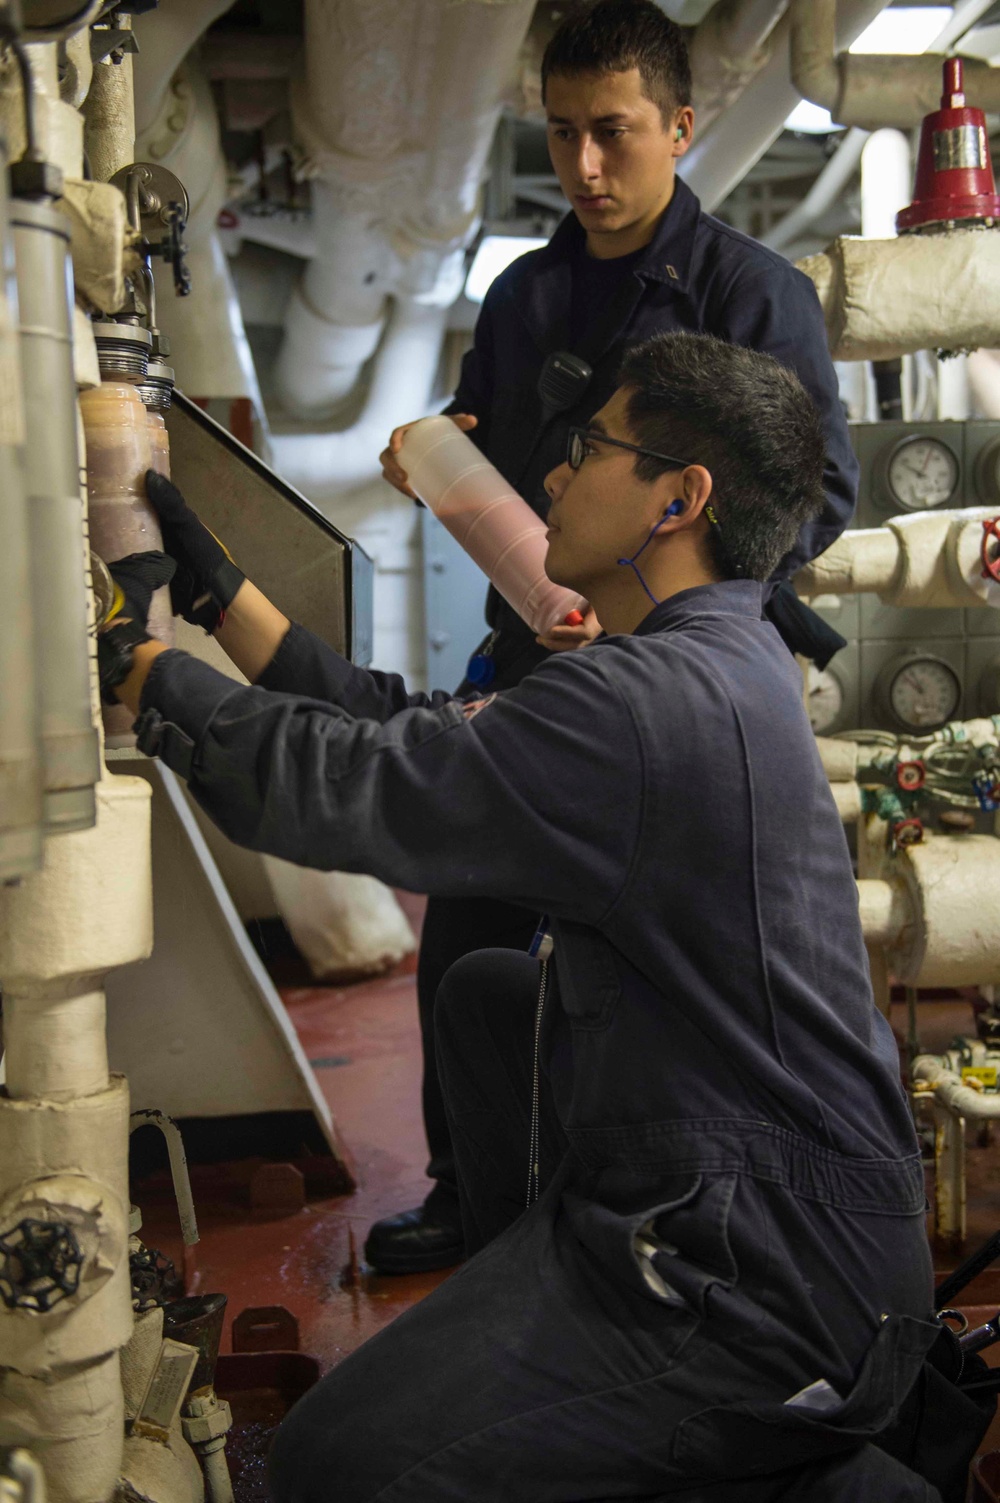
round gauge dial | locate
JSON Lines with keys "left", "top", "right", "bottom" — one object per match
{"left": 975, "top": 438, "right": 1000, "bottom": 506}
{"left": 883, "top": 435, "right": 960, "bottom": 510}
{"left": 807, "top": 664, "right": 844, "bottom": 734}
{"left": 882, "top": 655, "right": 961, "bottom": 731}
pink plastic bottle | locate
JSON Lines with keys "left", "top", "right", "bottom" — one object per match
{"left": 399, "top": 416, "right": 587, "bottom": 637}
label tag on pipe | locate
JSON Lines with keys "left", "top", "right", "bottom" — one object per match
{"left": 962, "top": 1065, "right": 998, "bottom": 1089}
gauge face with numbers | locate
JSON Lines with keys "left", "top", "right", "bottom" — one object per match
{"left": 807, "top": 665, "right": 844, "bottom": 734}
{"left": 885, "top": 436, "right": 959, "bottom": 510}
{"left": 885, "top": 656, "right": 961, "bottom": 731}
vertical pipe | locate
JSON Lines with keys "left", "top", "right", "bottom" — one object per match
{"left": 12, "top": 197, "right": 101, "bottom": 834}
{"left": 0, "top": 139, "right": 42, "bottom": 880}
{"left": 82, "top": 21, "right": 134, "bottom": 183}
{"left": 934, "top": 1100, "right": 967, "bottom": 1246}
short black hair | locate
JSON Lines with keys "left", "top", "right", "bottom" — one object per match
{"left": 541, "top": 0, "right": 692, "bottom": 122}
{"left": 618, "top": 332, "right": 827, "bottom": 584}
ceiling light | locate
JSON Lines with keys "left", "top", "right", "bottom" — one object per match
{"left": 465, "top": 235, "right": 548, "bottom": 304}
{"left": 848, "top": 7, "right": 953, "bottom": 54}
{"left": 785, "top": 99, "right": 840, "bottom": 133}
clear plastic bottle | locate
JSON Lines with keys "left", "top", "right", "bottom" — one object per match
{"left": 80, "top": 381, "right": 175, "bottom": 744}
{"left": 399, "top": 416, "right": 587, "bottom": 637}
{"left": 146, "top": 409, "right": 171, "bottom": 480}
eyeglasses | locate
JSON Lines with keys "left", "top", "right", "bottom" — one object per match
{"left": 566, "top": 426, "right": 692, "bottom": 474}
{"left": 565, "top": 426, "right": 745, "bottom": 578}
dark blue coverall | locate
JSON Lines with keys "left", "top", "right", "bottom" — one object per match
{"left": 132, "top": 580, "right": 938, "bottom": 1500}
{"left": 416, "top": 176, "right": 861, "bottom": 1228}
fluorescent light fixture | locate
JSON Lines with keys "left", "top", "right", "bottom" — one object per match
{"left": 848, "top": 7, "right": 953, "bottom": 53}
{"left": 465, "top": 235, "right": 548, "bottom": 303}
{"left": 785, "top": 99, "right": 840, "bottom": 133}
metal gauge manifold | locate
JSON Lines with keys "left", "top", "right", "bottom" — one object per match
{"left": 806, "top": 663, "right": 846, "bottom": 735}
{"left": 875, "top": 651, "right": 962, "bottom": 732}
{"left": 875, "top": 433, "right": 961, "bottom": 511}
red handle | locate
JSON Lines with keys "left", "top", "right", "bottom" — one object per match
{"left": 564, "top": 609, "right": 584, "bottom": 626}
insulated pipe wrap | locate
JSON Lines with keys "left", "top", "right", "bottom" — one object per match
{"left": 0, "top": 145, "right": 42, "bottom": 881}
{"left": 12, "top": 197, "right": 100, "bottom": 835}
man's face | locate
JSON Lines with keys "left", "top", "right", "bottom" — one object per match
{"left": 544, "top": 387, "right": 667, "bottom": 595}
{"left": 545, "top": 68, "right": 688, "bottom": 243}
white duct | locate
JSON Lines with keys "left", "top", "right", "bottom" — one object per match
{"left": 798, "top": 230, "right": 1000, "bottom": 363}
{"left": 680, "top": 0, "right": 890, "bottom": 213}
{"left": 274, "top": 0, "right": 535, "bottom": 458}
{"left": 797, "top": 505, "right": 1000, "bottom": 610}
{"left": 789, "top": 0, "right": 1000, "bottom": 130}
{"left": 688, "top": 0, "right": 790, "bottom": 133}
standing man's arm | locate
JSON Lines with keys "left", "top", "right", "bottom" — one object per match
{"left": 720, "top": 265, "right": 858, "bottom": 578}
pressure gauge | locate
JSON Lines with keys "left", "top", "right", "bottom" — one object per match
{"left": 880, "top": 435, "right": 960, "bottom": 510}
{"left": 807, "top": 664, "right": 845, "bottom": 734}
{"left": 975, "top": 437, "right": 1000, "bottom": 506}
{"left": 876, "top": 653, "right": 962, "bottom": 732}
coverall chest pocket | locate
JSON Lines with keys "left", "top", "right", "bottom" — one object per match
{"left": 554, "top": 925, "right": 621, "bottom": 1030}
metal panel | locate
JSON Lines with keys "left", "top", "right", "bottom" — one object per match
{"left": 165, "top": 392, "right": 373, "bottom": 661}
{"left": 833, "top": 420, "right": 1000, "bottom": 731}
{"left": 422, "top": 508, "right": 491, "bottom": 694}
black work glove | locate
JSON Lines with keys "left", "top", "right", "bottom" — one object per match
{"left": 145, "top": 469, "right": 246, "bottom": 632}
{"left": 97, "top": 551, "right": 176, "bottom": 705}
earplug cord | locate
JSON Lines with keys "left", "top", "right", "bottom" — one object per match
{"left": 617, "top": 519, "right": 670, "bottom": 607}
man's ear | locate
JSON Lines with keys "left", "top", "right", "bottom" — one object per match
{"left": 681, "top": 463, "right": 713, "bottom": 516}
{"left": 672, "top": 106, "right": 695, "bottom": 157}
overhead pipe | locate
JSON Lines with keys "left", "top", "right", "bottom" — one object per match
{"left": 681, "top": 0, "right": 890, "bottom": 212}
{"left": 132, "top": 4, "right": 262, "bottom": 413}
{"left": 274, "top": 0, "right": 535, "bottom": 444}
{"left": 789, "top": 0, "right": 1000, "bottom": 130}
{"left": 762, "top": 126, "right": 867, "bottom": 251}
{"left": 688, "top": 0, "right": 790, "bottom": 134}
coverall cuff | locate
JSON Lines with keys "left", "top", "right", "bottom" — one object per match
{"left": 255, "top": 619, "right": 352, "bottom": 698}
{"left": 135, "top": 649, "right": 239, "bottom": 779}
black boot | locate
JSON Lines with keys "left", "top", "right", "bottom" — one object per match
{"left": 364, "top": 1188, "right": 465, "bottom": 1274}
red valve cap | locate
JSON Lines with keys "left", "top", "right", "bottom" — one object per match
{"left": 564, "top": 610, "right": 585, "bottom": 626}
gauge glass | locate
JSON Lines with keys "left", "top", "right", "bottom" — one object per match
{"left": 807, "top": 665, "right": 844, "bottom": 734}
{"left": 885, "top": 436, "right": 959, "bottom": 510}
{"left": 888, "top": 657, "right": 961, "bottom": 730}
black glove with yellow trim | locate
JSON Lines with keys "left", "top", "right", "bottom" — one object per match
{"left": 145, "top": 469, "right": 245, "bottom": 632}
{"left": 97, "top": 551, "right": 176, "bottom": 704}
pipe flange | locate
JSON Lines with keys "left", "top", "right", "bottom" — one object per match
{"left": 93, "top": 321, "right": 153, "bottom": 380}
{"left": 133, "top": 360, "right": 176, "bottom": 412}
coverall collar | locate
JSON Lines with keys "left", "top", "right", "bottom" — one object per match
{"left": 519, "top": 178, "right": 703, "bottom": 364}
{"left": 632, "top": 579, "right": 765, "bottom": 637}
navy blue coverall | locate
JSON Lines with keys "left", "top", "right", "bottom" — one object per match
{"left": 417, "top": 176, "right": 861, "bottom": 1226}
{"left": 132, "top": 580, "right": 937, "bottom": 1500}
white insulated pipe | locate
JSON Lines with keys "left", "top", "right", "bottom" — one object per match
{"left": 270, "top": 297, "right": 450, "bottom": 498}
{"left": 3, "top": 991, "right": 108, "bottom": 1103}
{"left": 275, "top": 0, "right": 535, "bottom": 427}
{"left": 0, "top": 139, "right": 42, "bottom": 882}
{"left": 689, "top": 0, "right": 790, "bottom": 133}
{"left": 913, "top": 1055, "right": 1000, "bottom": 1118}
{"left": 789, "top": 0, "right": 1000, "bottom": 130}
{"left": 797, "top": 506, "right": 1000, "bottom": 611}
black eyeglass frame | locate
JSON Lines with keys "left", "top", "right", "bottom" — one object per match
{"left": 566, "top": 425, "right": 692, "bottom": 474}
{"left": 565, "top": 426, "right": 745, "bottom": 578}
